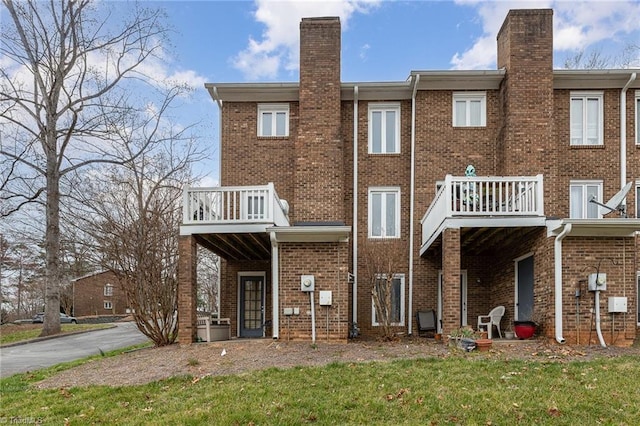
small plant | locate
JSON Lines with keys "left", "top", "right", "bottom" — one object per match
{"left": 187, "top": 358, "right": 200, "bottom": 366}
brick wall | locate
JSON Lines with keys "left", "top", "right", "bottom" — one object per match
{"left": 279, "top": 242, "right": 349, "bottom": 341}
{"left": 73, "top": 271, "right": 128, "bottom": 317}
{"left": 178, "top": 235, "right": 197, "bottom": 343}
{"left": 220, "top": 101, "right": 297, "bottom": 216}
{"left": 497, "top": 9, "right": 557, "bottom": 212}
{"left": 559, "top": 237, "right": 638, "bottom": 346}
{"left": 295, "top": 17, "right": 344, "bottom": 223}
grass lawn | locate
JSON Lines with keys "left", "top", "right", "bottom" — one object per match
{"left": 0, "top": 323, "right": 112, "bottom": 345}
{"left": 1, "top": 353, "right": 639, "bottom": 425}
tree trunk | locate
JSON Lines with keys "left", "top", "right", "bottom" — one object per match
{"left": 41, "top": 143, "right": 61, "bottom": 336}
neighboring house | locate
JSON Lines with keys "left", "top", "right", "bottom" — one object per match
{"left": 72, "top": 271, "right": 129, "bottom": 316}
{"left": 178, "top": 9, "right": 640, "bottom": 346}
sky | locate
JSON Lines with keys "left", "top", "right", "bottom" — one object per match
{"left": 147, "top": 0, "right": 640, "bottom": 186}
{"left": 3, "top": 0, "right": 640, "bottom": 186}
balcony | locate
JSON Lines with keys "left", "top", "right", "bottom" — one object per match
{"left": 420, "top": 175, "right": 545, "bottom": 254}
{"left": 180, "top": 183, "right": 290, "bottom": 258}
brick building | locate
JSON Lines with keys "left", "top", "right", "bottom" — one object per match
{"left": 178, "top": 9, "right": 640, "bottom": 346}
{"left": 72, "top": 271, "right": 129, "bottom": 317}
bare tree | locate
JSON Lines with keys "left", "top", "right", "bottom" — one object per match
{"left": 362, "top": 240, "right": 406, "bottom": 341}
{"left": 67, "top": 101, "right": 206, "bottom": 345}
{"left": 562, "top": 44, "right": 640, "bottom": 69}
{"left": 0, "top": 0, "right": 170, "bottom": 336}
{"left": 197, "top": 246, "right": 219, "bottom": 314}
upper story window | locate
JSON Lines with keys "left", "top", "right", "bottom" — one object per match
{"left": 258, "top": 104, "right": 289, "bottom": 137}
{"left": 368, "top": 187, "right": 400, "bottom": 238}
{"left": 104, "top": 284, "right": 113, "bottom": 297}
{"left": 372, "top": 274, "right": 405, "bottom": 326}
{"left": 570, "top": 92, "right": 603, "bottom": 146}
{"left": 636, "top": 90, "right": 640, "bottom": 145}
{"left": 570, "top": 180, "right": 602, "bottom": 219}
{"left": 452, "top": 92, "right": 486, "bottom": 127}
{"left": 368, "top": 103, "right": 400, "bottom": 154}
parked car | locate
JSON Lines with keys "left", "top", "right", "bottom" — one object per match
{"left": 32, "top": 312, "right": 78, "bottom": 324}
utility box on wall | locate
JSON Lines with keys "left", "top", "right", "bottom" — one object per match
{"left": 300, "top": 275, "right": 315, "bottom": 292}
{"left": 588, "top": 273, "right": 607, "bottom": 291}
{"left": 608, "top": 297, "right": 627, "bottom": 313}
{"left": 319, "top": 291, "right": 332, "bottom": 306}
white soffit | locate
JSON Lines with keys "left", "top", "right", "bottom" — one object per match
{"left": 547, "top": 219, "right": 640, "bottom": 237}
{"left": 553, "top": 70, "right": 640, "bottom": 90}
{"left": 267, "top": 226, "right": 351, "bottom": 243}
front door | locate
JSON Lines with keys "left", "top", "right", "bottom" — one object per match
{"left": 515, "top": 254, "right": 534, "bottom": 321}
{"left": 239, "top": 274, "right": 265, "bottom": 338}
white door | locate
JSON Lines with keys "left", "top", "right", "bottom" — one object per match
{"left": 437, "top": 270, "right": 468, "bottom": 333}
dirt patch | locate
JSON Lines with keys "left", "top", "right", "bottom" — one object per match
{"left": 35, "top": 337, "right": 640, "bottom": 389}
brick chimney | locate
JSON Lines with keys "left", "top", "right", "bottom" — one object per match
{"left": 294, "top": 17, "right": 344, "bottom": 223}
{"left": 496, "top": 9, "right": 556, "bottom": 182}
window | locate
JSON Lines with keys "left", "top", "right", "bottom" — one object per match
{"left": 570, "top": 181, "right": 602, "bottom": 218}
{"left": 636, "top": 90, "right": 640, "bottom": 145}
{"left": 258, "top": 104, "right": 289, "bottom": 137}
{"left": 104, "top": 301, "right": 112, "bottom": 310}
{"left": 368, "top": 103, "right": 400, "bottom": 154}
{"left": 368, "top": 188, "right": 400, "bottom": 238}
{"left": 104, "top": 284, "right": 113, "bottom": 296}
{"left": 570, "top": 92, "right": 603, "bottom": 145}
{"left": 372, "top": 274, "right": 405, "bottom": 326}
{"left": 452, "top": 92, "right": 486, "bottom": 127}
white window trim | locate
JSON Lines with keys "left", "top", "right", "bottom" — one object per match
{"left": 368, "top": 103, "right": 401, "bottom": 154}
{"left": 452, "top": 92, "right": 487, "bottom": 127}
{"left": 637, "top": 272, "right": 640, "bottom": 326}
{"left": 570, "top": 91, "right": 604, "bottom": 146}
{"left": 570, "top": 180, "right": 603, "bottom": 219}
{"left": 636, "top": 180, "right": 640, "bottom": 219}
{"left": 371, "top": 273, "right": 405, "bottom": 326}
{"left": 257, "top": 103, "right": 289, "bottom": 137}
{"left": 635, "top": 90, "right": 639, "bottom": 145}
{"left": 104, "top": 301, "right": 112, "bottom": 310}
{"left": 104, "top": 284, "right": 113, "bottom": 297}
{"left": 368, "top": 187, "right": 401, "bottom": 238}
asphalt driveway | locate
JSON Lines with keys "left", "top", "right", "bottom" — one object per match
{"left": 0, "top": 322, "right": 150, "bottom": 378}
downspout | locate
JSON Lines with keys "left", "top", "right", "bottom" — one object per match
{"left": 352, "top": 86, "right": 359, "bottom": 329}
{"left": 212, "top": 86, "right": 223, "bottom": 185}
{"left": 408, "top": 74, "right": 420, "bottom": 335}
{"left": 270, "top": 232, "right": 279, "bottom": 339}
{"left": 620, "top": 73, "right": 636, "bottom": 195}
{"left": 554, "top": 223, "right": 571, "bottom": 344}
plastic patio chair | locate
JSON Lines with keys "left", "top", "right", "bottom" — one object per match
{"left": 477, "top": 306, "right": 505, "bottom": 339}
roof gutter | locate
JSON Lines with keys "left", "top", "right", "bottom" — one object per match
{"left": 620, "top": 73, "right": 636, "bottom": 195}
{"left": 408, "top": 74, "right": 420, "bottom": 335}
{"left": 554, "top": 223, "right": 572, "bottom": 344}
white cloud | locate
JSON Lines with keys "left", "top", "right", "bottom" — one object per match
{"left": 450, "top": 0, "right": 640, "bottom": 70}
{"left": 232, "top": 0, "right": 381, "bottom": 80}
{"left": 359, "top": 43, "right": 371, "bottom": 60}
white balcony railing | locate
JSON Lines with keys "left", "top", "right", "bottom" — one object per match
{"left": 182, "top": 183, "right": 289, "bottom": 227}
{"left": 421, "top": 175, "right": 544, "bottom": 246}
